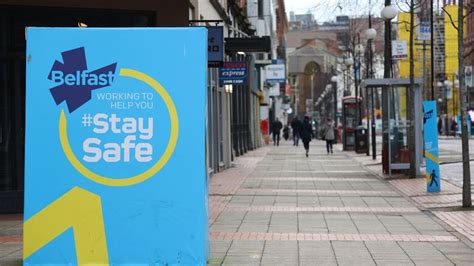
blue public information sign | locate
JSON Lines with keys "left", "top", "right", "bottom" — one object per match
{"left": 24, "top": 28, "right": 208, "bottom": 265}
{"left": 219, "top": 61, "right": 247, "bottom": 85}
{"left": 423, "top": 101, "right": 441, "bottom": 192}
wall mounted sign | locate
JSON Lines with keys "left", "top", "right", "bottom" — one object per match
{"left": 423, "top": 101, "right": 441, "bottom": 192}
{"left": 392, "top": 40, "right": 408, "bottom": 60}
{"left": 265, "top": 63, "right": 285, "bottom": 84}
{"left": 25, "top": 28, "right": 208, "bottom": 265}
{"left": 417, "top": 20, "right": 431, "bottom": 41}
{"left": 207, "top": 26, "right": 224, "bottom": 67}
{"left": 219, "top": 61, "right": 247, "bottom": 85}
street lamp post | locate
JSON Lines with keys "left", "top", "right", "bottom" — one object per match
{"left": 366, "top": 26, "right": 377, "bottom": 159}
{"left": 381, "top": 2, "right": 397, "bottom": 165}
{"left": 444, "top": 79, "right": 453, "bottom": 135}
{"left": 344, "top": 57, "right": 354, "bottom": 96}
{"left": 331, "top": 75, "right": 338, "bottom": 125}
{"left": 355, "top": 43, "right": 365, "bottom": 125}
{"left": 289, "top": 74, "right": 298, "bottom": 117}
{"left": 310, "top": 69, "right": 316, "bottom": 118}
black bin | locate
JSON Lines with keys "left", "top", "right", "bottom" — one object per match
{"left": 355, "top": 126, "right": 368, "bottom": 153}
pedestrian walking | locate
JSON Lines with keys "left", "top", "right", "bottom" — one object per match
{"left": 283, "top": 125, "right": 289, "bottom": 141}
{"left": 291, "top": 117, "right": 302, "bottom": 146}
{"left": 437, "top": 116, "right": 442, "bottom": 135}
{"left": 300, "top": 116, "right": 313, "bottom": 157}
{"left": 323, "top": 118, "right": 335, "bottom": 154}
{"left": 272, "top": 118, "right": 283, "bottom": 146}
{"left": 450, "top": 118, "right": 458, "bottom": 137}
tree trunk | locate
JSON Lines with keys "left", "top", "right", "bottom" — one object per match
{"left": 408, "top": 0, "right": 417, "bottom": 177}
{"left": 458, "top": 0, "right": 472, "bottom": 207}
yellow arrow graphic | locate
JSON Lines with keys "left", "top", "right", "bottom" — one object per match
{"left": 24, "top": 187, "right": 109, "bottom": 264}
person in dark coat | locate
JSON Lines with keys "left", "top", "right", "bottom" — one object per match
{"left": 272, "top": 118, "right": 283, "bottom": 146}
{"left": 291, "top": 117, "right": 302, "bottom": 146}
{"left": 300, "top": 116, "right": 313, "bottom": 157}
{"left": 283, "top": 125, "right": 290, "bottom": 141}
{"left": 450, "top": 118, "right": 458, "bottom": 136}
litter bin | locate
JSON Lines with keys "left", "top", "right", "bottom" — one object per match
{"left": 355, "top": 126, "right": 368, "bottom": 154}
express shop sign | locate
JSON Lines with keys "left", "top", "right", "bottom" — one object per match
{"left": 219, "top": 61, "right": 247, "bottom": 85}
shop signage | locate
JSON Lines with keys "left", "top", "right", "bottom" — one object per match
{"left": 417, "top": 21, "right": 431, "bottom": 41}
{"left": 392, "top": 40, "right": 408, "bottom": 60}
{"left": 265, "top": 63, "right": 285, "bottom": 83}
{"left": 225, "top": 36, "right": 271, "bottom": 53}
{"left": 219, "top": 61, "right": 247, "bottom": 85}
{"left": 423, "top": 101, "right": 441, "bottom": 192}
{"left": 207, "top": 26, "right": 224, "bottom": 67}
{"left": 24, "top": 28, "right": 208, "bottom": 265}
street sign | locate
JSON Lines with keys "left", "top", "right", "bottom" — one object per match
{"left": 207, "top": 26, "right": 224, "bottom": 67}
{"left": 423, "top": 101, "right": 441, "bottom": 192}
{"left": 392, "top": 40, "right": 408, "bottom": 60}
{"left": 417, "top": 21, "right": 431, "bottom": 41}
{"left": 265, "top": 63, "right": 285, "bottom": 83}
{"left": 219, "top": 61, "right": 247, "bottom": 85}
{"left": 25, "top": 28, "right": 208, "bottom": 264}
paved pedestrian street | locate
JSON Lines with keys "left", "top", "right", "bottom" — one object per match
{"left": 1, "top": 141, "right": 473, "bottom": 265}
{"left": 208, "top": 141, "right": 473, "bottom": 265}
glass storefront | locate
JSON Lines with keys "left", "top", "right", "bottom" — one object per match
{"left": 0, "top": 5, "right": 153, "bottom": 213}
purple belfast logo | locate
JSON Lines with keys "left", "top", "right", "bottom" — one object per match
{"left": 48, "top": 47, "right": 117, "bottom": 113}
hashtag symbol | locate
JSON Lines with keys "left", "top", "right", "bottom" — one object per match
{"left": 82, "top": 114, "right": 93, "bottom": 127}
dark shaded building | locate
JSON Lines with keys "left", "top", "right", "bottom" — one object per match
{"left": 0, "top": 0, "right": 194, "bottom": 213}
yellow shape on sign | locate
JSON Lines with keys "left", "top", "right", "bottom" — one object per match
{"left": 23, "top": 187, "right": 109, "bottom": 264}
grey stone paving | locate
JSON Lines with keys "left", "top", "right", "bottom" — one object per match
{"left": 209, "top": 141, "right": 474, "bottom": 265}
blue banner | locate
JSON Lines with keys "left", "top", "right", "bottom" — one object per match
{"left": 219, "top": 61, "right": 247, "bottom": 85}
{"left": 423, "top": 101, "right": 441, "bottom": 192}
{"left": 207, "top": 26, "right": 224, "bottom": 67}
{"left": 25, "top": 28, "right": 208, "bottom": 264}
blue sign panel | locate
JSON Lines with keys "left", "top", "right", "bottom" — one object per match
{"left": 207, "top": 26, "right": 224, "bottom": 67}
{"left": 423, "top": 101, "right": 441, "bottom": 192}
{"left": 219, "top": 61, "right": 247, "bottom": 85}
{"left": 25, "top": 28, "right": 208, "bottom": 265}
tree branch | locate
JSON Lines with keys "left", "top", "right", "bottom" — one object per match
{"left": 442, "top": 6, "right": 459, "bottom": 31}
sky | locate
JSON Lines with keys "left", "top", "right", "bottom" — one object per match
{"left": 284, "top": 0, "right": 386, "bottom": 23}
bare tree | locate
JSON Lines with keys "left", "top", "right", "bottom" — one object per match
{"left": 440, "top": 1, "right": 472, "bottom": 207}
{"left": 395, "top": 0, "right": 422, "bottom": 177}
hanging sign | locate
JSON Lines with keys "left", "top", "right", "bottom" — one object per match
{"left": 219, "top": 61, "right": 247, "bottom": 85}
{"left": 24, "top": 28, "right": 208, "bottom": 265}
{"left": 207, "top": 26, "right": 224, "bottom": 67}
{"left": 265, "top": 63, "right": 286, "bottom": 84}
{"left": 423, "top": 101, "right": 441, "bottom": 192}
{"left": 392, "top": 40, "right": 408, "bottom": 60}
{"left": 417, "top": 21, "right": 431, "bottom": 41}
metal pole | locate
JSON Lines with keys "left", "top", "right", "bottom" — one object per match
{"left": 388, "top": 87, "right": 392, "bottom": 177}
{"left": 382, "top": 0, "right": 392, "bottom": 168}
{"left": 458, "top": 0, "right": 472, "bottom": 207}
{"left": 431, "top": 0, "right": 435, "bottom": 100}
{"left": 311, "top": 73, "right": 314, "bottom": 118}
{"left": 368, "top": 12, "right": 377, "bottom": 160}
{"left": 423, "top": 41, "right": 427, "bottom": 100}
{"left": 355, "top": 34, "right": 361, "bottom": 125}
{"left": 333, "top": 81, "right": 337, "bottom": 124}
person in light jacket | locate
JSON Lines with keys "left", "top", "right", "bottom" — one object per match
{"left": 323, "top": 118, "right": 335, "bottom": 154}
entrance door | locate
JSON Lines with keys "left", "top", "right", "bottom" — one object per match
{"left": 0, "top": 6, "right": 153, "bottom": 213}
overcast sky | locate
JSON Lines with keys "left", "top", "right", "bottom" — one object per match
{"left": 284, "top": 0, "right": 386, "bottom": 23}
